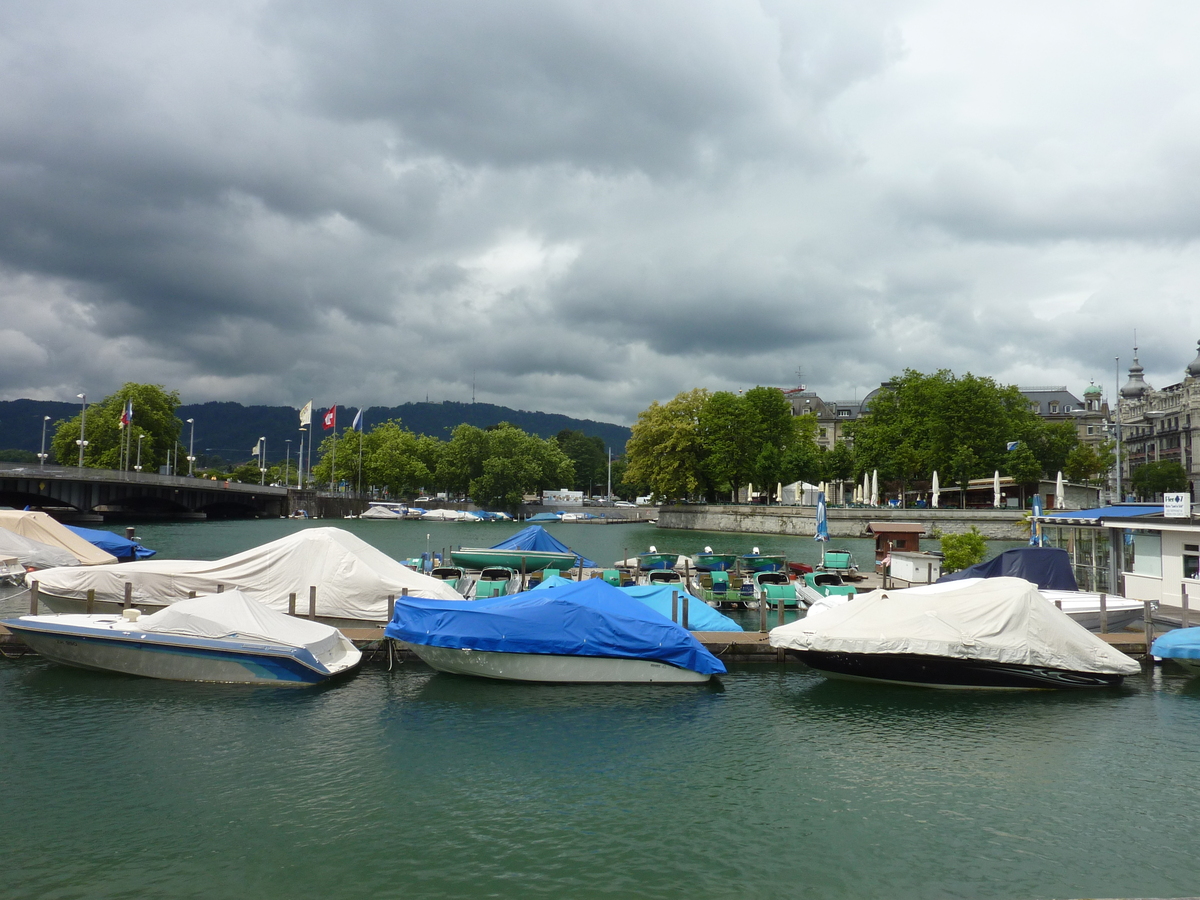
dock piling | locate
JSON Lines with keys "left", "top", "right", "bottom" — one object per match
{"left": 86, "top": 588, "right": 95, "bottom": 614}
{"left": 308, "top": 585, "right": 316, "bottom": 620}
{"left": 288, "top": 592, "right": 296, "bottom": 615}
{"left": 123, "top": 582, "right": 132, "bottom": 610}
{"left": 387, "top": 594, "right": 395, "bottom": 621}
{"left": 759, "top": 594, "right": 767, "bottom": 634}
{"left": 29, "top": 579, "right": 38, "bottom": 614}
{"left": 1144, "top": 600, "right": 1154, "bottom": 647}
{"left": 671, "top": 590, "right": 678, "bottom": 623}
{"left": 1099, "top": 593, "right": 1108, "bottom": 633}
{"left": 681, "top": 590, "right": 689, "bottom": 630}
{"left": 1184, "top": 585, "right": 1191, "bottom": 629}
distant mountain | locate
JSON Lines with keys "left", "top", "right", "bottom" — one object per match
{"left": 0, "top": 398, "right": 631, "bottom": 465}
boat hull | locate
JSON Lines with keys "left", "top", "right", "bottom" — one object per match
{"left": 693, "top": 554, "right": 737, "bottom": 571}
{"left": 5, "top": 620, "right": 360, "bottom": 685}
{"left": 792, "top": 650, "right": 1129, "bottom": 690}
{"left": 406, "top": 643, "right": 711, "bottom": 683}
{"left": 450, "top": 548, "right": 578, "bottom": 571}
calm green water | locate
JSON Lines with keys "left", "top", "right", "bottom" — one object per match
{"left": 5, "top": 520, "right": 1199, "bottom": 899}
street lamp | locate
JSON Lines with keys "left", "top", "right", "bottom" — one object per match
{"left": 39, "top": 415, "right": 50, "bottom": 467}
{"left": 187, "top": 418, "right": 196, "bottom": 476}
{"left": 260, "top": 436, "right": 267, "bottom": 485}
{"left": 75, "top": 393, "right": 87, "bottom": 468}
{"left": 298, "top": 426, "right": 307, "bottom": 488}
{"left": 285, "top": 439, "right": 292, "bottom": 487}
{"left": 135, "top": 433, "right": 144, "bottom": 476}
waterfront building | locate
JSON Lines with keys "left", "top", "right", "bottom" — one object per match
{"left": 1117, "top": 340, "right": 1200, "bottom": 497}
{"left": 781, "top": 387, "right": 864, "bottom": 451}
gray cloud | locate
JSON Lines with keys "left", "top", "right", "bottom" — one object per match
{"left": 0, "top": 0, "right": 1196, "bottom": 427}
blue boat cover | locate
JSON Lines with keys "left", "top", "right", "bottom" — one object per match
{"left": 937, "top": 547, "right": 1077, "bottom": 590}
{"left": 488, "top": 525, "right": 595, "bottom": 567}
{"left": 1152, "top": 627, "right": 1200, "bottom": 660}
{"left": 531, "top": 575, "right": 578, "bottom": 590}
{"left": 64, "top": 525, "right": 156, "bottom": 560}
{"left": 525, "top": 512, "right": 563, "bottom": 522}
{"left": 619, "top": 584, "right": 743, "bottom": 632}
{"left": 386, "top": 578, "right": 726, "bottom": 675}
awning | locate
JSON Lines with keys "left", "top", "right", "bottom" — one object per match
{"left": 1036, "top": 505, "right": 1162, "bottom": 526}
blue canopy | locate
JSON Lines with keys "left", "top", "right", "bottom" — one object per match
{"left": 64, "top": 525, "right": 156, "bottom": 560}
{"left": 1152, "top": 627, "right": 1200, "bottom": 660}
{"left": 619, "top": 584, "right": 743, "bottom": 632}
{"left": 386, "top": 578, "right": 725, "bottom": 675}
{"left": 937, "top": 547, "right": 1077, "bottom": 590}
{"left": 489, "top": 524, "right": 595, "bottom": 567}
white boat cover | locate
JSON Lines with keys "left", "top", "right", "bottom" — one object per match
{"left": 0, "top": 528, "right": 80, "bottom": 569}
{"left": 138, "top": 590, "right": 345, "bottom": 659}
{"left": 770, "top": 576, "right": 1139, "bottom": 675}
{"left": 26, "top": 527, "right": 462, "bottom": 620}
{"left": 0, "top": 510, "right": 116, "bottom": 566}
{"left": 421, "top": 509, "right": 472, "bottom": 521}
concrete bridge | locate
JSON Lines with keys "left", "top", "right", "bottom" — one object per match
{"left": 0, "top": 463, "right": 290, "bottom": 520}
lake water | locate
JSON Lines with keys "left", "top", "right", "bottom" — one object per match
{"left": 4, "top": 519, "right": 1200, "bottom": 899}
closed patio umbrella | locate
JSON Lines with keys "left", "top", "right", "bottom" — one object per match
{"left": 931, "top": 470, "right": 940, "bottom": 509}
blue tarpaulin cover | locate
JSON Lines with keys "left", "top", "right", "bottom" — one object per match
{"left": 1152, "top": 627, "right": 1200, "bottom": 660}
{"left": 386, "top": 578, "right": 726, "bottom": 675}
{"left": 488, "top": 525, "right": 595, "bottom": 567}
{"left": 937, "top": 547, "right": 1077, "bottom": 590}
{"left": 64, "top": 525, "right": 156, "bottom": 560}
{"left": 525, "top": 512, "right": 563, "bottom": 522}
{"left": 619, "top": 584, "right": 743, "bottom": 632}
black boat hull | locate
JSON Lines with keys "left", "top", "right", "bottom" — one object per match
{"left": 793, "top": 650, "right": 1129, "bottom": 690}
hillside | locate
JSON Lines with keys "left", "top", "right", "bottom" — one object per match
{"left": 0, "top": 398, "right": 631, "bottom": 465}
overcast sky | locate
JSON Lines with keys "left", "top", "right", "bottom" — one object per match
{"left": 1, "top": 0, "right": 1197, "bottom": 424}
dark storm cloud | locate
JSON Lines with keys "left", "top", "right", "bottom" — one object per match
{"left": 0, "top": 0, "right": 1196, "bottom": 423}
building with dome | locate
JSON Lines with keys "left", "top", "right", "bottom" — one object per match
{"left": 1118, "top": 340, "right": 1200, "bottom": 497}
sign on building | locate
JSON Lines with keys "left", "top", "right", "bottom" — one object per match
{"left": 1164, "top": 492, "right": 1191, "bottom": 518}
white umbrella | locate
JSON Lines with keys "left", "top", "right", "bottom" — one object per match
{"left": 931, "top": 470, "right": 940, "bottom": 509}
{"left": 1055, "top": 470, "right": 1065, "bottom": 509}
{"left": 777, "top": 482, "right": 782, "bottom": 503}
{"left": 993, "top": 470, "right": 1001, "bottom": 508}
{"left": 871, "top": 470, "right": 879, "bottom": 507}
{"left": 862, "top": 473, "right": 869, "bottom": 506}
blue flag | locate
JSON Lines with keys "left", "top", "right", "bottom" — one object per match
{"left": 352, "top": 408, "right": 363, "bottom": 432}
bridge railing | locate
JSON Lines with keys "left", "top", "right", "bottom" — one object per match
{"left": 0, "top": 463, "right": 288, "bottom": 496}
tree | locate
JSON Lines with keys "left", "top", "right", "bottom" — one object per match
{"left": 467, "top": 424, "right": 574, "bottom": 511}
{"left": 624, "top": 388, "right": 711, "bottom": 501}
{"left": 847, "top": 369, "right": 1073, "bottom": 489}
{"left": 1064, "top": 440, "right": 1114, "bottom": 485}
{"left": 1003, "top": 443, "right": 1043, "bottom": 487}
{"left": 948, "top": 444, "right": 981, "bottom": 508}
{"left": 555, "top": 429, "right": 607, "bottom": 494}
{"left": 941, "top": 527, "right": 987, "bottom": 573}
{"left": 698, "top": 391, "right": 760, "bottom": 498}
{"left": 1131, "top": 461, "right": 1189, "bottom": 500}
{"left": 51, "top": 384, "right": 181, "bottom": 472}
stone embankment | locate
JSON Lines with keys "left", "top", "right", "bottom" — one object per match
{"left": 657, "top": 504, "right": 1028, "bottom": 541}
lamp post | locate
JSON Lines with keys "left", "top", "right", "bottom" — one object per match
{"left": 1114, "top": 357, "right": 1123, "bottom": 504}
{"left": 299, "top": 426, "right": 307, "bottom": 488}
{"left": 285, "top": 439, "right": 292, "bottom": 487}
{"left": 187, "top": 418, "right": 196, "bottom": 476}
{"left": 135, "top": 434, "right": 144, "bottom": 477}
{"left": 75, "top": 393, "right": 87, "bottom": 468}
{"left": 39, "top": 415, "right": 50, "bottom": 467}
{"left": 260, "top": 437, "right": 267, "bottom": 485}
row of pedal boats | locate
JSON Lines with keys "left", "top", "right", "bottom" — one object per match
{"left": 4, "top": 527, "right": 1199, "bottom": 691}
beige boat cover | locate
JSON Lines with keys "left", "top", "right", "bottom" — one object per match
{"left": 770, "top": 576, "right": 1139, "bottom": 676}
{"left": 26, "top": 527, "right": 462, "bottom": 621}
{"left": 0, "top": 510, "right": 116, "bottom": 565}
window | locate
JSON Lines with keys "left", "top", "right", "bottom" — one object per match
{"left": 1049, "top": 402, "right": 1059, "bottom": 414}
{"left": 1128, "top": 530, "right": 1162, "bottom": 578}
{"left": 1087, "top": 425, "right": 1095, "bottom": 436}
{"left": 1186, "top": 544, "right": 1200, "bottom": 581}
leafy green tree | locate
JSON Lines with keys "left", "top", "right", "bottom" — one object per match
{"left": 51, "top": 384, "right": 181, "bottom": 472}
{"left": 468, "top": 424, "right": 574, "bottom": 511}
{"left": 824, "top": 441, "right": 856, "bottom": 486}
{"left": 1004, "top": 443, "right": 1043, "bottom": 486}
{"left": 847, "top": 369, "right": 1072, "bottom": 488}
{"left": 1131, "top": 461, "right": 1189, "bottom": 500}
{"left": 698, "top": 391, "right": 760, "bottom": 498}
{"left": 436, "top": 424, "right": 493, "bottom": 496}
{"left": 1064, "top": 440, "right": 1115, "bottom": 485}
{"left": 555, "top": 429, "right": 607, "bottom": 494}
{"left": 0, "top": 449, "right": 36, "bottom": 463}
{"left": 624, "top": 388, "right": 711, "bottom": 501}
{"left": 941, "top": 527, "right": 987, "bottom": 573}
{"left": 948, "top": 444, "right": 981, "bottom": 508}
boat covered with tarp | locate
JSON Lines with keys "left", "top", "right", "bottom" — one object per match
{"left": 770, "top": 577, "right": 1140, "bottom": 689}
{"left": 65, "top": 524, "right": 156, "bottom": 561}
{"left": 387, "top": 578, "right": 726, "bottom": 682}
{"left": 26, "top": 527, "right": 462, "bottom": 624}
{"left": 0, "top": 528, "right": 80, "bottom": 570}
{"left": 1151, "top": 627, "right": 1200, "bottom": 676}
{"left": 0, "top": 510, "right": 117, "bottom": 566}
{"left": 451, "top": 525, "right": 595, "bottom": 571}
{"left": 619, "top": 584, "right": 743, "bottom": 632}
{"left": 3, "top": 590, "right": 361, "bottom": 684}
{"left": 937, "top": 547, "right": 1078, "bottom": 589}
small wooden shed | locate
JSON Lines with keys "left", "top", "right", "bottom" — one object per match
{"left": 866, "top": 522, "right": 926, "bottom": 573}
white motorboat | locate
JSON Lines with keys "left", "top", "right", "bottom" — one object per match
{"left": 770, "top": 577, "right": 1140, "bottom": 690}
{"left": 387, "top": 578, "right": 725, "bottom": 683}
{"left": 3, "top": 591, "right": 362, "bottom": 685}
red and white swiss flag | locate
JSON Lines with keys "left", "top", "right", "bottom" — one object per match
{"left": 323, "top": 406, "right": 337, "bottom": 430}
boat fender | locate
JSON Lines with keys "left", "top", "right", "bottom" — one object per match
{"left": 122, "top": 608, "right": 141, "bottom": 623}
